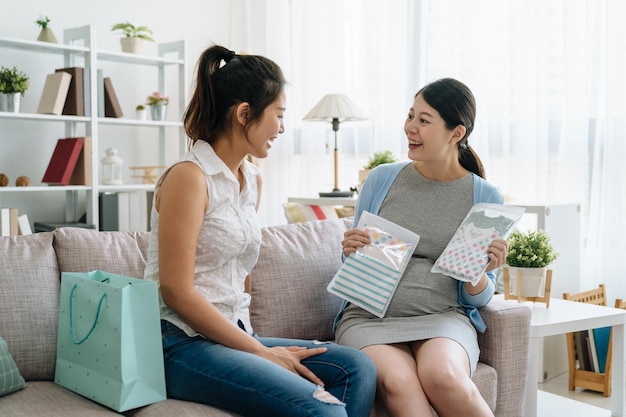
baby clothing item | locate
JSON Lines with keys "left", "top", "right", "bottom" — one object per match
{"left": 327, "top": 211, "right": 420, "bottom": 317}
{"left": 432, "top": 203, "right": 525, "bottom": 285}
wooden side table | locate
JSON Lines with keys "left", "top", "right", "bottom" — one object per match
{"left": 493, "top": 294, "right": 626, "bottom": 417}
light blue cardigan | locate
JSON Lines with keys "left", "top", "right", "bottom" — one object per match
{"left": 334, "top": 161, "right": 504, "bottom": 333}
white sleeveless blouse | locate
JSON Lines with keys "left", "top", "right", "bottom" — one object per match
{"left": 144, "top": 140, "right": 261, "bottom": 337}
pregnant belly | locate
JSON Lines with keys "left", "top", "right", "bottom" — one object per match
{"left": 385, "top": 259, "right": 460, "bottom": 317}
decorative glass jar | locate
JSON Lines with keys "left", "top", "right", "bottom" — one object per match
{"left": 101, "top": 147, "right": 123, "bottom": 185}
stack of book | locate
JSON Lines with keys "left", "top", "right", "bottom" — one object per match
{"left": 36, "top": 67, "right": 122, "bottom": 118}
{"left": 37, "top": 71, "right": 73, "bottom": 115}
{"left": 42, "top": 137, "right": 92, "bottom": 186}
{"left": 0, "top": 208, "right": 32, "bottom": 236}
{"left": 574, "top": 327, "right": 611, "bottom": 373}
{"left": 1, "top": 136, "right": 95, "bottom": 236}
{"left": 99, "top": 191, "right": 152, "bottom": 232}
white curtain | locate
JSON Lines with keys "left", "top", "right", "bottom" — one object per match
{"left": 231, "top": 0, "right": 626, "bottom": 299}
{"left": 229, "top": 0, "right": 417, "bottom": 226}
{"left": 418, "top": 0, "right": 626, "bottom": 298}
{"left": 587, "top": 0, "right": 626, "bottom": 299}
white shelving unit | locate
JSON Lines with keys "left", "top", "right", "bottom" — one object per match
{"left": 0, "top": 25, "right": 187, "bottom": 230}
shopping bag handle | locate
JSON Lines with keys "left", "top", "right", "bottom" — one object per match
{"left": 69, "top": 284, "right": 107, "bottom": 345}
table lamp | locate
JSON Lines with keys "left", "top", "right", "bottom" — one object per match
{"left": 303, "top": 94, "right": 367, "bottom": 197}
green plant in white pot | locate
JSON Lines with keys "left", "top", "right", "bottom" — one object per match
{"left": 0, "top": 66, "right": 30, "bottom": 113}
{"left": 358, "top": 150, "right": 398, "bottom": 192}
{"left": 135, "top": 104, "right": 147, "bottom": 120}
{"left": 111, "top": 22, "right": 154, "bottom": 54}
{"left": 505, "top": 229, "right": 559, "bottom": 297}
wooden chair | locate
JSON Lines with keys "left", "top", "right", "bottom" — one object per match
{"left": 563, "top": 284, "right": 611, "bottom": 396}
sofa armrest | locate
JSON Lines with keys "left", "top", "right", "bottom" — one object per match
{"left": 478, "top": 299, "right": 531, "bottom": 417}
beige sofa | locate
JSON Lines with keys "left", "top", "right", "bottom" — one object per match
{"left": 0, "top": 218, "right": 531, "bottom": 417}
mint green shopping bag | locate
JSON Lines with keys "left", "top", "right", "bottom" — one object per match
{"left": 55, "top": 270, "right": 166, "bottom": 412}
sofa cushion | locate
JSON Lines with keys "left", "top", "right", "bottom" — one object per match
{"left": 127, "top": 398, "right": 240, "bottom": 417}
{"left": 472, "top": 362, "right": 497, "bottom": 411}
{"left": 0, "top": 233, "right": 59, "bottom": 381}
{"left": 250, "top": 218, "right": 347, "bottom": 341}
{"left": 0, "top": 381, "right": 121, "bottom": 416}
{"left": 283, "top": 202, "right": 340, "bottom": 223}
{"left": 478, "top": 299, "right": 531, "bottom": 416}
{"left": 0, "top": 336, "right": 27, "bottom": 396}
{"left": 53, "top": 227, "right": 149, "bottom": 279}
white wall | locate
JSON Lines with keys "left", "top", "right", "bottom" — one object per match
{"left": 0, "top": 0, "right": 235, "bottom": 226}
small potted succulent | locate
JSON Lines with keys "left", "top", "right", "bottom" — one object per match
{"left": 0, "top": 66, "right": 30, "bottom": 113}
{"left": 35, "top": 15, "right": 57, "bottom": 43}
{"left": 358, "top": 150, "right": 398, "bottom": 191}
{"left": 111, "top": 22, "right": 154, "bottom": 54}
{"left": 135, "top": 104, "right": 147, "bottom": 120}
{"left": 505, "top": 229, "right": 559, "bottom": 297}
{"left": 146, "top": 92, "right": 169, "bottom": 121}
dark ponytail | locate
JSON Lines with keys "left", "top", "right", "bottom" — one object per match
{"left": 184, "top": 45, "right": 286, "bottom": 145}
{"left": 417, "top": 78, "right": 486, "bottom": 179}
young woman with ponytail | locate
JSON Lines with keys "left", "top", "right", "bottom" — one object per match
{"left": 144, "top": 45, "right": 376, "bottom": 417}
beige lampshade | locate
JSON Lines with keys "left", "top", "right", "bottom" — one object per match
{"left": 302, "top": 94, "right": 367, "bottom": 197}
{"left": 302, "top": 94, "right": 367, "bottom": 122}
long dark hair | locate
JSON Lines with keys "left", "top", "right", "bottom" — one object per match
{"left": 417, "top": 78, "right": 486, "bottom": 179}
{"left": 184, "top": 45, "right": 286, "bottom": 145}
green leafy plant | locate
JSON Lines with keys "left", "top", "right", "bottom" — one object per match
{"left": 111, "top": 22, "right": 154, "bottom": 41}
{"left": 146, "top": 91, "right": 169, "bottom": 106}
{"left": 0, "top": 66, "right": 30, "bottom": 95}
{"left": 506, "top": 229, "right": 558, "bottom": 268}
{"left": 135, "top": 104, "right": 146, "bottom": 111}
{"left": 363, "top": 150, "right": 398, "bottom": 170}
{"left": 35, "top": 15, "right": 50, "bottom": 29}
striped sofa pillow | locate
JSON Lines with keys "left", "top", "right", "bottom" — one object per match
{"left": 283, "top": 202, "right": 340, "bottom": 223}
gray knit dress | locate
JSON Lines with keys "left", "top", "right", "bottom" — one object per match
{"left": 335, "top": 165, "right": 481, "bottom": 373}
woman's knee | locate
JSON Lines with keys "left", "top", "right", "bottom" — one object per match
{"left": 419, "top": 365, "right": 476, "bottom": 405}
{"left": 416, "top": 339, "right": 473, "bottom": 394}
{"left": 378, "top": 365, "right": 420, "bottom": 397}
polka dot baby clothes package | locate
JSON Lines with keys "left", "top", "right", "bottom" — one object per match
{"left": 432, "top": 203, "right": 526, "bottom": 285}
{"left": 327, "top": 211, "right": 420, "bottom": 318}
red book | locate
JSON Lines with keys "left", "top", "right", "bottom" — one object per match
{"left": 42, "top": 138, "right": 85, "bottom": 185}
{"left": 69, "top": 136, "right": 92, "bottom": 186}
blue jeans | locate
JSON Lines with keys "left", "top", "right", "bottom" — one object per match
{"left": 161, "top": 320, "right": 376, "bottom": 417}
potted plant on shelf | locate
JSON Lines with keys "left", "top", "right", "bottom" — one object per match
{"left": 505, "top": 229, "right": 559, "bottom": 298}
{"left": 146, "top": 92, "right": 169, "bottom": 121}
{"left": 35, "top": 15, "right": 57, "bottom": 43}
{"left": 358, "top": 150, "right": 398, "bottom": 191}
{"left": 135, "top": 104, "right": 147, "bottom": 120}
{"left": 111, "top": 22, "right": 154, "bottom": 54}
{"left": 0, "top": 66, "right": 30, "bottom": 113}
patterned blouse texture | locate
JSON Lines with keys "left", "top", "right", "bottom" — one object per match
{"left": 144, "top": 140, "right": 261, "bottom": 337}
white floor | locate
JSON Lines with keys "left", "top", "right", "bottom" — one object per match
{"left": 538, "top": 372, "right": 611, "bottom": 417}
